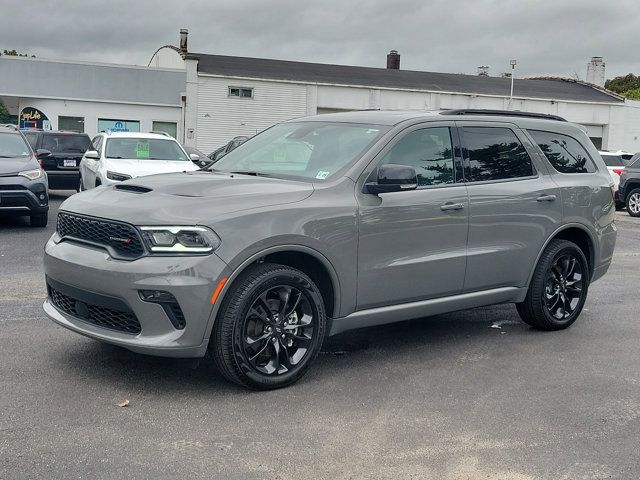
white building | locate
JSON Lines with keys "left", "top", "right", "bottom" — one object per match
{"left": 1, "top": 30, "right": 639, "bottom": 154}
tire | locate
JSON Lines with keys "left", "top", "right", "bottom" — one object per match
{"left": 211, "top": 263, "right": 326, "bottom": 390}
{"left": 626, "top": 188, "right": 640, "bottom": 217}
{"left": 516, "top": 239, "right": 589, "bottom": 331}
{"left": 95, "top": 179, "right": 101, "bottom": 187}
{"left": 30, "top": 213, "right": 48, "bottom": 228}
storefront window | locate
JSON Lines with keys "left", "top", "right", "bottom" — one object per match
{"left": 58, "top": 116, "right": 85, "bottom": 133}
{"left": 97, "top": 119, "right": 140, "bottom": 133}
{"left": 152, "top": 121, "right": 178, "bottom": 139}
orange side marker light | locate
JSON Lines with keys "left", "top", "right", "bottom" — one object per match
{"left": 210, "top": 277, "right": 228, "bottom": 304}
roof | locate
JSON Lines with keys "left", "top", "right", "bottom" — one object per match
{"left": 195, "top": 53, "right": 624, "bottom": 104}
{"left": 102, "top": 132, "right": 178, "bottom": 140}
{"left": 289, "top": 110, "right": 577, "bottom": 129}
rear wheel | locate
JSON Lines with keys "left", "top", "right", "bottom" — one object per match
{"left": 516, "top": 240, "right": 589, "bottom": 330}
{"left": 626, "top": 188, "right": 640, "bottom": 217}
{"left": 211, "top": 263, "right": 326, "bottom": 390}
{"left": 30, "top": 213, "right": 48, "bottom": 228}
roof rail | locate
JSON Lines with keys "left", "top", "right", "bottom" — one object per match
{"left": 0, "top": 124, "right": 20, "bottom": 131}
{"left": 149, "top": 130, "right": 172, "bottom": 137}
{"left": 441, "top": 109, "right": 567, "bottom": 122}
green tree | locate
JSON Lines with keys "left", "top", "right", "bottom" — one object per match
{"left": 0, "top": 49, "right": 34, "bottom": 57}
{"left": 622, "top": 87, "right": 640, "bottom": 100}
{"left": 605, "top": 74, "right": 640, "bottom": 95}
{"left": 0, "top": 101, "right": 17, "bottom": 124}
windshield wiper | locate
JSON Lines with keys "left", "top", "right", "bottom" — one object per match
{"left": 229, "top": 170, "right": 272, "bottom": 177}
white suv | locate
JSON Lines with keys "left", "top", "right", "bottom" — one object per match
{"left": 599, "top": 150, "right": 634, "bottom": 208}
{"left": 79, "top": 132, "right": 200, "bottom": 190}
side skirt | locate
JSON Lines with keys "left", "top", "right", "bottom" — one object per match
{"left": 329, "top": 287, "right": 526, "bottom": 336}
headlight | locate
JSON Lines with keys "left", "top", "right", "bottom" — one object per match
{"left": 18, "top": 169, "right": 43, "bottom": 180}
{"left": 139, "top": 226, "right": 221, "bottom": 254}
{"left": 106, "top": 171, "right": 132, "bottom": 181}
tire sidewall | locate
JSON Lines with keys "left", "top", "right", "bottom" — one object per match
{"left": 230, "top": 269, "right": 326, "bottom": 388}
{"left": 539, "top": 245, "right": 589, "bottom": 328}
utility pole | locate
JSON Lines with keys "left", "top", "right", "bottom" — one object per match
{"left": 509, "top": 59, "right": 517, "bottom": 100}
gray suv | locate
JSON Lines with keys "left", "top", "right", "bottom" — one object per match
{"left": 43, "top": 110, "right": 617, "bottom": 389}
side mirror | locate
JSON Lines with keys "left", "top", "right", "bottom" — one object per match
{"left": 85, "top": 150, "right": 100, "bottom": 160}
{"left": 364, "top": 164, "right": 418, "bottom": 194}
{"left": 35, "top": 149, "right": 51, "bottom": 159}
{"left": 189, "top": 153, "right": 200, "bottom": 162}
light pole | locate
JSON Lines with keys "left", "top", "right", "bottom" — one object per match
{"left": 509, "top": 59, "right": 517, "bottom": 101}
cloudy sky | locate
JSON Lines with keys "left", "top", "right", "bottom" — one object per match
{"left": 1, "top": 0, "right": 637, "bottom": 80}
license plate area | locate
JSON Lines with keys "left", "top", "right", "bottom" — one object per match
{"left": 63, "top": 159, "right": 77, "bottom": 167}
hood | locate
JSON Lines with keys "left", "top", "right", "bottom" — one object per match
{"left": 60, "top": 171, "right": 314, "bottom": 225}
{"left": 104, "top": 159, "right": 200, "bottom": 177}
{"left": 0, "top": 156, "right": 38, "bottom": 175}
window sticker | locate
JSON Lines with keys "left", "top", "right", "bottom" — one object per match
{"left": 316, "top": 170, "right": 330, "bottom": 180}
{"left": 136, "top": 142, "right": 150, "bottom": 158}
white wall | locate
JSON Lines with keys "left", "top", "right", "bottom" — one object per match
{"left": 149, "top": 47, "right": 185, "bottom": 70}
{"left": 17, "top": 98, "right": 181, "bottom": 139}
{"left": 196, "top": 76, "right": 308, "bottom": 152}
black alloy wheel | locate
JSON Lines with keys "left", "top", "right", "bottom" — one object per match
{"left": 544, "top": 254, "right": 584, "bottom": 320}
{"left": 212, "top": 263, "right": 326, "bottom": 390}
{"left": 516, "top": 239, "right": 589, "bottom": 330}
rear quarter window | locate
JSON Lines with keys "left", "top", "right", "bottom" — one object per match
{"left": 529, "top": 130, "right": 596, "bottom": 174}
{"left": 600, "top": 154, "right": 624, "bottom": 167}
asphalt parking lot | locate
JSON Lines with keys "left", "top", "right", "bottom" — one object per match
{"left": 1, "top": 191, "right": 639, "bottom": 480}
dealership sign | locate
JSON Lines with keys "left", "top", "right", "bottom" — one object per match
{"left": 20, "top": 107, "right": 51, "bottom": 130}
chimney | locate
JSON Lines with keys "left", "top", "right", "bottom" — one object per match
{"left": 179, "top": 28, "right": 189, "bottom": 54}
{"left": 586, "top": 56, "right": 605, "bottom": 87}
{"left": 386, "top": 50, "right": 400, "bottom": 70}
{"left": 477, "top": 66, "right": 490, "bottom": 77}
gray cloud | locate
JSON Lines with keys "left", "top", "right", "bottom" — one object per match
{"left": 1, "top": 0, "right": 637, "bottom": 80}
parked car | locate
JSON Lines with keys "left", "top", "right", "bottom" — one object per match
{"left": 22, "top": 130, "right": 91, "bottom": 191}
{"left": 79, "top": 132, "right": 199, "bottom": 190}
{"left": 43, "top": 110, "right": 616, "bottom": 389}
{"left": 0, "top": 124, "right": 49, "bottom": 227}
{"left": 618, "top": 153, "right": 640, "bottom": 217}
{"left": 207, "top": 135, "right": 251, "bottom": 163}
{"left": 599, "top": 150, "right": 634, "bottom": 209}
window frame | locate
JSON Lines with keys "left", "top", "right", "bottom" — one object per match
{"left": 458, "top": 122, "right": 539, "bottom": 185}
{"left": 366, "top": 122, "right": 465, "bottom": 191}
{"left": 228, "top": 86, "right": 254, "bottom": 99}
{"left": 527, "top": 129, "right": 598, "bottom": 175}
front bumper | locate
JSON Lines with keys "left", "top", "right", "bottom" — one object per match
{"left": 43, "top": 236, "right": 229, "bottom": 357}
{"left": 0, "top": 176, "right": 48, "bottom": 215}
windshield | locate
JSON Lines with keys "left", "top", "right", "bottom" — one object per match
{"left": 42, "top": 134, "right": 91, "bottom": 153}
{"left": 105, "top": 138, "right": 189, "bottom": 161}
{"left": 0, "top": 133, "right": 31, "bottom": 158}
{"left": 211, "top": 122, "right": 390, "bottom": 181}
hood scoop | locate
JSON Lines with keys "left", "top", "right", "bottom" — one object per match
{"left": 114, "top": 184, "right": 152, "bottom": 194}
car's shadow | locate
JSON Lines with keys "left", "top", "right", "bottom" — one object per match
{"left": 53, "top": 303, "right": 537, "bottom": 394}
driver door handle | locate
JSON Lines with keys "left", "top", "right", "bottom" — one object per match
{"left": 440, "top": 202, "right": 465, "bottom": 211}
{"left": 536, "top": 194, "right": 557, "bottom": 202}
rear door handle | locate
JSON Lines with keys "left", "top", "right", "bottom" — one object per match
{"left": 536, "top": 194, "right": 557, "bottom": 202}
{"left": 440, "top": 202, "right": 465, "bottom": 211}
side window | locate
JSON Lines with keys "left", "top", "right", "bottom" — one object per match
{"left": 91, "top": 136, "right": 102, "bottom": 152}
{"left": 529, "top": 130, "right": 596, "bottom": 174}
{"left": 463, "top": 127, "right": 535, "bottom": 182}
{"left": 381, "top": 127, "right": 455, "bottom": 187}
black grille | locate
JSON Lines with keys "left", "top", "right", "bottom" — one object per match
{"left": 57, "top": 212, "right": 144, "bottom": 259}
{"left": 49, "top": 286, "right": 141, "bottom": 334}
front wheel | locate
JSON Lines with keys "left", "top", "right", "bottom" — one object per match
{"left": 626, "top": 188, "right": 640, "bottom": 217}
{"left": 516, "top": 239, "right": 589, "bottom": 330}
{"left": 211, "top": 263, "right": 326, "bottom": 390}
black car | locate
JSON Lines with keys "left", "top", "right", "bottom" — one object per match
{"left": 22, "top": 130, "right": 91, "bottom": 190}
{"left": 0, "top": 124, "right": 49, "bottom": 227}
{"left": 619, "top": 153, "right": 640, "bottom": 217}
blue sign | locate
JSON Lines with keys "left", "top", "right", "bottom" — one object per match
{"left": 98, "top": 119, "right": 140, "bottom": 133}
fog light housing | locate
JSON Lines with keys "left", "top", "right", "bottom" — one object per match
{"left": 139, "top": 290, "right": 186, "bottom": 329}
